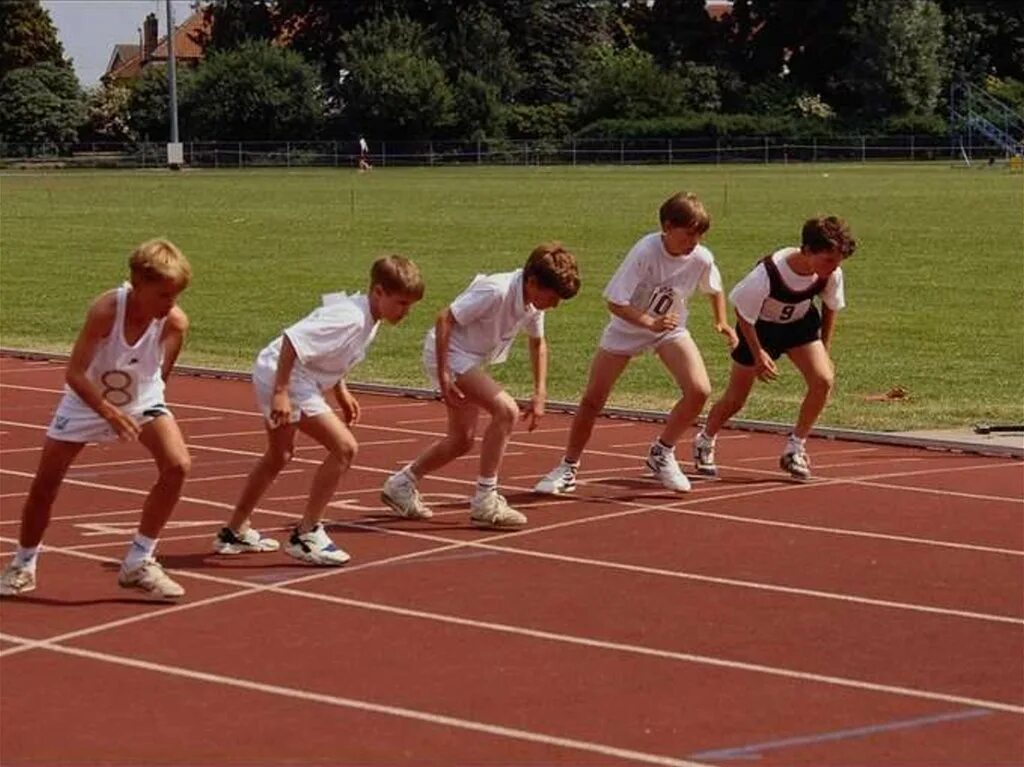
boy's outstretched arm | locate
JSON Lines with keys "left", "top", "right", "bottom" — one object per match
{"left": 820, "top": 305, "right": 838, "bottom": 351}
{"left": 66, "top": 293, "right": 141, "bottom": 441}
{"left": 736, "top": 313, "right": 778, "bottom": 382}
{"left": 269, "top": 336, "right": 298, "bottom": 427}
{"left": 523, "top": 336, "right": 548, "bottom": 431}
{"left": 435, "top": 308, "right": 464, "bottom": 406}
{"left": 160, "top": 307, "right": 189, "bottom": 381}
{"left": 708, "top": 292, "right": 738, "bottom": 348}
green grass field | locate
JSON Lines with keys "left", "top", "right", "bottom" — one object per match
{"left": 1, "top": 164, "right": 1021, "bottom": 431}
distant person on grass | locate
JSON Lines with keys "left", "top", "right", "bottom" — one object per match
{"left": 381, "top": 243, "right": 581, "bottom": 528}
{"left": 534, "top": 192, "right": 736, "bottom": 496}
{"left": 213, "top": 256, "right": 424, "bottom": 565}
{"left": 0, "top": 240, "right": 193, "bottom": 599}
{"left": 693, "top": 216, "right": 857, "bottom": 480}
{"left": 358, "top": 136, "right": 372, "bottom": 172}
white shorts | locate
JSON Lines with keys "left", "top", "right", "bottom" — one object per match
{"left": 421, "top": 339, "right": 486, "bottom": 389}
{"left": 252, "top": 371, "right": 332, "bottom": 425}
{"left": 598, "top": 322, "right": 690, "bottom": 357}
{"left": 46, "top": 403, "right": 172, "bottom": 443}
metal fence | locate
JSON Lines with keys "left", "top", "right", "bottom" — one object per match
{"left": 0, "top": 134, "right": 1013, "bottom": 169}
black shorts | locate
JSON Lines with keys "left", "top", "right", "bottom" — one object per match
{"left": 731, "top": 305, "right": 822, "bottom": 366}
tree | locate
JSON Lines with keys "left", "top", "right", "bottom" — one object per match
{"left": 640, "top": 0, "right": 719, "bottom": 68}
{"left": 339, "top": 16, "right": 454, "bottom": 138}
{"left": 576, "top": 45, "right": 684, "bottom": 123}
{"left": 831, "top": 0, "right": 946, "bottom": 117}
{"left": 197, "top": 0, "right": 276, "bottom": 52}
{"left": 82, "top": 82, "right": 133, "bottom": 141}
{"left": 184, "top": 42, "right": 322, "bottom": 140}
{"left": 0, "top": 62, "right": 84, "bottom": 148}
{"left": 937, "top": 0, "right": 1024, "bottom": 85}
{"left": 126, "top": 65, "right": 186, "bottom": 141}
{"left": 0, "top": 0, "right": 68, "bottom": 79}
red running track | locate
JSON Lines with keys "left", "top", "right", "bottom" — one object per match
{"left": 1, "top": 355, "right": 1021, "bottom": 766}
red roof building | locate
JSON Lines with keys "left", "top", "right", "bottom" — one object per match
{"left": 103, "top": 9, "right": 210, "bottom": 84}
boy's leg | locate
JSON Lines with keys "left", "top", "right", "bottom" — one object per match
{"left": 0, "top": 438, "right": 85, "bottom": 596}
{"left": 779, "top": 341, "right": 834, "bottom": 479}
{"left": 226, "top": 422, "right": 297, "bottom": 532}
{"left": 282, "top": 412, "right": 354, "bottom": 566}
{"left": 119, "top": 415, "right": 191, "bottom": 599}
{"left": 295, "top": 412, "right": 357, "bottom": 530}
{"left": 534, "top": 349, "right": 629, "bottom": 495}
{"left": 382, "top": 398, "right": 478, "bottom": 518}
{"left": 654, "top": 335, "right": 711, "bottom": 446}
{"left": 644, "top": 335, "right": 712, "bottom": 491}
{"left": 452, "top": 368, "right": 526, "bottom": 528}
{"left": 565, "top": 349, "right": 631, "bottom": 462}
{"left": 694, "top": 363, "right": 758, "bottom": 476}
{"left": 785, "top": 340, "right": 835, "bottom": 439}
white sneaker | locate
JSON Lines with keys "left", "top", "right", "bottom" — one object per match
{"left": 118, "top": 559, "right": 185, "bottom": 599}
{"left": 780, "top": 449, "right": 812, "bottom": 479}
{"left": 284, "top": 523, "right": 350, "bottom": 566}
{"left": 470, "top": 492, "right": 527, "bottom": 528}
{"left": 0, "top": 564, "right": 36, "bottom": 597}
{"left": 533, "top": 461, "right": 578, "bottom": 494}
{"left": 692, "top": 434, "right": 718, "bottom": 477}
{"left": 645, "top": 445, "right": 692, "bottom": 492}
{"left": 213, "top": 526, "right": 281, "bottom": 555}
{"left": 381, "top": 472, "right": 433, "bottom": 519}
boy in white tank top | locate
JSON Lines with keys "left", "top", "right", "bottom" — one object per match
{"left": 0, "top": 240, "right": 193, "bottom": 600}
{"left": 534, "top": 192, "right": 737, "bottom": 496}
{"left": 213, "top": 256, "right": 424, "bottom": 565}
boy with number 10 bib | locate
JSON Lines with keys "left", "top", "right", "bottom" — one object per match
{"left": 535, "top": 192, "right": 736, "bottom": 496}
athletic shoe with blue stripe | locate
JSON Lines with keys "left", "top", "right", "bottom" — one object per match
{"left": 284, "top": 523, "right": 350, "bottom": 566}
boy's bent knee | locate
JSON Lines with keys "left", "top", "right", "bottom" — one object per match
{"left": 450, "top": 430, "right": 476, "bottom": 456}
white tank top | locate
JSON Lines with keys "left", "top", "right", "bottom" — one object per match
{"left": 59, "top": 283, "right": 168, "bottom": 417}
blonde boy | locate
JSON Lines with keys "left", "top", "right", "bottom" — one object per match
{"left": 382, "top": 243, "right": 581, "bottom": 527}
{"left": 694, "top": 216, "right": 856, "bottom": 479}
{"left": 1, "top": 240, "right": 193, "bottom": 599}
{"left": 215, "top": 256, "right": 423, "bottom": 565}
{"left": 535, "top": 192, "right": 736, "bottom": 495}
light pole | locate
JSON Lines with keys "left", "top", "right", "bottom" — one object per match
{"left": 165, "top": 0, "right": 182, "bottom": 169}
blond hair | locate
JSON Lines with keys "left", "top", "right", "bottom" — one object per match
{"left": 659, "top": 192, "right": 710, "bottom": 234}
{"left": 524, "top": 242, "right": 581, "bottom": 300}
{"left": 129, "top": 239, "right": 192, "bottom": 287}
{"left": 370, "top": 255, "right": 425, "bottom": 300}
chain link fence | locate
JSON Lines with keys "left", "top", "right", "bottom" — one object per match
{"left": 0, "top": 134, "right": 1010, "bottom": 169}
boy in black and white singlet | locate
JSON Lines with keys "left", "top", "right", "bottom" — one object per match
{"left": 0, "top": 240, "right": 193, "bottom": 599}
{"left": 534, "top": 192, "right": 736, "bottom": 496}
{"left": 694, "top": 216, "right": 857, "bottom": 479}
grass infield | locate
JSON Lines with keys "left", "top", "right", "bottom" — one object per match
{"left": 1, "top": 163, "right": 1021, "bottom": 430}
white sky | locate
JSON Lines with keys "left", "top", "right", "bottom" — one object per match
{"left": 42, "top": 0, "right": 196, "bottom": 88}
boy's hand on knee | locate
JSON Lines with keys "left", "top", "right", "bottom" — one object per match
{"left": 755, "top": 350, "right": 778, "bottom": 382}
{"left": 439, "top": 374, "right": 464, "bottom": 407}
{"left": 522, "top": 396, "right": 545, "bottom": 431}
{"left": 105, "top": 408, "right": 141, "bottom": 441}
{"left": 717, "top": 323, "right": 739, "bottom": 349}
{"left": 269, "top": 390, "right": 292, "bottom": 428}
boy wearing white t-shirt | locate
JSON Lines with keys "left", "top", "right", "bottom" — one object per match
{"left": 215, "top": 256, "right": 424, "bottom": 565}
{"left": 694, "top": 216, "right": 857, "bottom": 479}
{"left": 535, "top": 192, "right": 736, "bottom": 496}
{"left": 1, "top": 240, "right": 192, "bottom": 599}
{"left": 381, "top": 243, "right": 581, "bottom": 528}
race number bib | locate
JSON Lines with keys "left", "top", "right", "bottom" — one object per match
{"left": 99, "top": 369, "right": 137, "bottom": 406}
{"left": 646, "top": 286, "right": 678, "bottom": 317}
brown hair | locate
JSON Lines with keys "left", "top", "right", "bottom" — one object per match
{"left": 802, "top": 216, "right": 856, "bottom": 258}
{"left": 370, "top": 255, "right": 425, "bottom": 300}
{"left": 128, "top": 239, "right": 192, "bottom": 286}
{"left": 659, "top": 192, "right": 710, "bottom": 234}
{"left": 524, "top": 242, "right": 580, "bottom": 300}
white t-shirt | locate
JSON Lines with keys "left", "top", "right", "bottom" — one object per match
{"left": 730, "top": 247, "right": 845, "bottom": 324}
{"left": 254, "top": 292, "right": 379, "bottom": 390}
{"left": 431, "top": 269, "right": 544, "bottom": 365}
{"left": 603, "top": 232, "right": 722, "bottom": 333}
{"left": 359, "top": 137, "right": 369, "bottom": 153}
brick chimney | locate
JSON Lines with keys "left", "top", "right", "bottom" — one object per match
{"left": 142, "top": 13, "right": 158, "bottom": 60}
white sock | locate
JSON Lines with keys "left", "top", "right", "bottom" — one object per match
{"left": 13, "top": 546, "right": 40, "bottom": 573}
{"left": 785, "top": 434, "right": 806, "bottom": 454}
{"left": 562, "top": 457, "right": 580, "bottom": 468}
{"left": 651, "top": 439, "right": 673, "bottom": 455}
{"left": 123, "top": 533, "right": 157, "bottom": 571}
{"left": 474, "top": 476, "right": 497, "bottom": 499}
{"left": 697, "top": 430, "right": 716, "bottom": 446}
